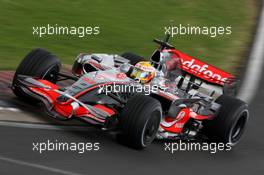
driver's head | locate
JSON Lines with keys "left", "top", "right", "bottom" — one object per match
{"left": 131, "top": 61, "right": 156, "bottom": 83}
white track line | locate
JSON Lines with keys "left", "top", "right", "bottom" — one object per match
{"left": 0, "top": 107, "right": 20, "bottom": 112}
{"left": 0, "top": 121, "right": 92, "bottom": 131}
{"left": 238, "top": 2, "right": 264, "bottom": 103}
{"left": 0, "top": 99, "right": 21, "bottom": 112}
{"left": 0, "top": 156, "right": 83, "bottom": 175}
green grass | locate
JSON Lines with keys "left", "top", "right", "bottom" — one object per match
{"left": 0, "top": 0, "right": 256, "bottom": 73}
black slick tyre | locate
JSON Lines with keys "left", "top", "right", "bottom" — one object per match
{"left": 117, "top": 94, "right": 162, "bottom": 149}
{"left": 12, "top": 48, "right": 61, "bottom": 102}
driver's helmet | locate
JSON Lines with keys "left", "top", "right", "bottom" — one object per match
{"left": 130, "top": 61, "right": 156, "bottom": 83}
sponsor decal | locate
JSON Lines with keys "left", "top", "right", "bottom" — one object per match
{"left": 180, "top": 58, "right": 229, "bottom": 83}
{"left": 175, "top": 123, "right": 184, "bottom": 128}
{"left": 82, "top": 77, "right": 96, "bottom": 84}
{"left": 116, "top": 73, "right": 127, "bottom": 79}
{"left": 135, "top": 62, "right": 156, "bottom": 72}
{"left": 95, "top": 74, "right": 105, "bottom": 80}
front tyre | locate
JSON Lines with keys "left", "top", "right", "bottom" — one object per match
{"left": 203, "top": 95, "right": 249, "bottom": 146}
{"left": 117, "top": 94, "right": 162, "bottom": 149}
{"left": 12, "top": 48, "right": 61, "bottom": 101}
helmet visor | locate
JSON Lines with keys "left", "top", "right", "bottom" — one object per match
{"left": 132, "top": 68, "right": 150, "bottom": 79}
{"left": 139, "top": 72, "right": 149, "bottom": 78}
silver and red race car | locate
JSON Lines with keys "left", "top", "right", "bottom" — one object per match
{"left": 11, "top": 35, "right": 249, "bottom": 149}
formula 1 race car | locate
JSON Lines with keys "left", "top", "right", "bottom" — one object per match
{"left": 11, "top": 35, "right": 249, "bottom": 149}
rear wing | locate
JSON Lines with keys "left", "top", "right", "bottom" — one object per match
{"left": 170, "top": 49, "right": 235, "bottom": 86}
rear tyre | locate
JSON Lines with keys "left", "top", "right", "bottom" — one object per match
{"left": 121, "top": 52, "right": 144, "bottom": 65}
{"left": 117, "top": 94, "right": 162, "bottom": 149}
{"left": 12, "top": 48, "right": 61, "bottom": 102}
{"left": 203, "top": 95, "right": 249, "bottom": 146}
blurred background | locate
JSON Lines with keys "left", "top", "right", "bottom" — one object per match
{"left": 0, "top": 0, "right": 257, "bottom": 74}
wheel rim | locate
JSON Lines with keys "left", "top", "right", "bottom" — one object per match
{"left": 142, "top": 110, "right": 161, "bottom": 146}
{"left": 230, "top": 110, "right": 248, "bottom": 144}
{"left": 42, "top": 65, "right": 60, "bottom": 83}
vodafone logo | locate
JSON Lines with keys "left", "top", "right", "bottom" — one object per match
{"left": 180, "top": 58, "right": 228, "bottom": 83}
